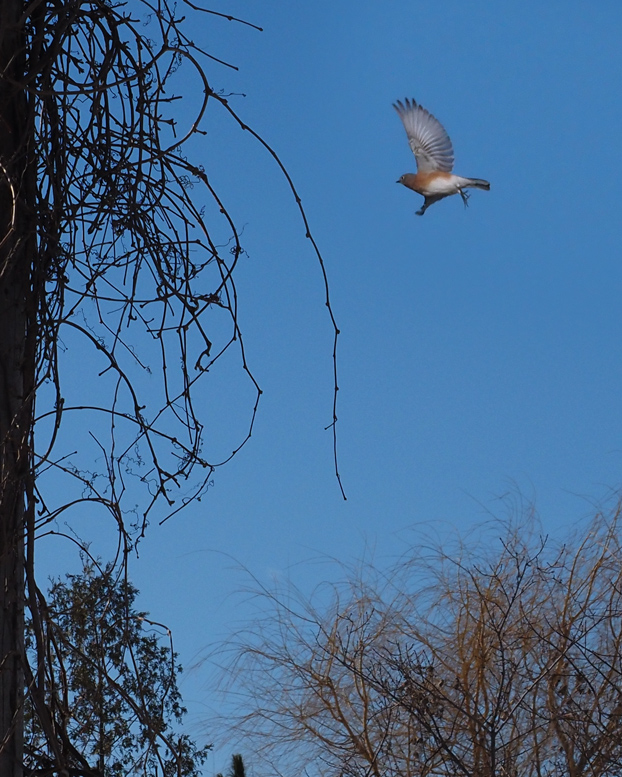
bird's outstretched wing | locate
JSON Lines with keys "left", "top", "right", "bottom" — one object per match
{"left": 393, "top": 98, "right": 454, "bottom": 173}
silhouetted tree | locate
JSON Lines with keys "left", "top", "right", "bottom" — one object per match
{"left": 26, "top": 562, "right": 209, "bottom": 776}
{"left": 0, "top": 1, "right": 340, "bottom": 773}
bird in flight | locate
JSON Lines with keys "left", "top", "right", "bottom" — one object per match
{"left": 394, "top": 98, "right": 490, "bottom": 216}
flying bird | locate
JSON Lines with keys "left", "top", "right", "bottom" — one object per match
{"left": 394, "top": 98, "right": 490, "bottom": 216}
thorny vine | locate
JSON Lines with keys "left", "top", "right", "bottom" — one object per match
{"left": 28, "top": 0, "right": 344, "bottom": 543}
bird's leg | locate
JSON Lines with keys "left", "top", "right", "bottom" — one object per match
{"left": 459, "top": 188, "right": 470, "bottom": 208}
{"left": 416, "top": 195, "right": 441, "bottom": 216}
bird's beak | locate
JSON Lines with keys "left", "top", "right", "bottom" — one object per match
{"left": 396, "top": 178, "right": 401, "bottom": 184}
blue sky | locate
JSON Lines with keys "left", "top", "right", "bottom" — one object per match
{"left": 39, "top": 1, "right": 622, "bottom": 771}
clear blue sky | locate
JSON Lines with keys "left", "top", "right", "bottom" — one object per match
{"left": 39, "top": 1, "right": 622, "bottom": 771}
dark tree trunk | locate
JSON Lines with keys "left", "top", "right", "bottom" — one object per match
{"left": 0, "top": 2, "right": 36, "bottom": 775}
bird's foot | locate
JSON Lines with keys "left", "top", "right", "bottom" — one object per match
{"left": 459, "top": 189, "right": 470, "bottom": 208}
{"left": 415, "top": 207, "right": 426, "bottom": 216}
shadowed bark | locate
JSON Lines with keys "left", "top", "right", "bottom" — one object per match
{"left": 0, "top": 1, "right": 37, "bottom": 773}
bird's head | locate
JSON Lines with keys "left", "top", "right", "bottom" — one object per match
{"left": 396, "top": 173, "right": 417, "bottom": 188}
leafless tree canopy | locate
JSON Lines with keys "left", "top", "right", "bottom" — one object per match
{"left": 217, "top": 510, "right": 622, "bottom": 777}
{"left": 0, "top": 1, "right": 341, "bottom": 774}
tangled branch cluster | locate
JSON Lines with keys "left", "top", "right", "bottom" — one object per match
{"left": 31, "top": 0, "right": 260, "bottom": 540}
{"left": 19, "top": 0, "right": 343, "bottom": 551}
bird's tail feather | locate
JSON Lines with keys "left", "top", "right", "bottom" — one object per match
{"left": 465, "top": 178, "right": 490, "bottom": 190}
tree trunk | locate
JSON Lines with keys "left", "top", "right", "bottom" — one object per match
{"left": 0, "top": 2, "right": 35, "bottom": 775}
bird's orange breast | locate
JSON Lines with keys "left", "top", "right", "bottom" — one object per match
{"left": 407, "top": 171, "right": 453, "bottom": 194}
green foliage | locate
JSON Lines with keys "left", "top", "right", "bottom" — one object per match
{"left": 230, "top": 754, "right": 246, "bottom": 777}
{"left": 217, "top": 753, "right": 246, "bottom": 777}
{"left": 25, "top": 562, "right": 210, "bottom": 777}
